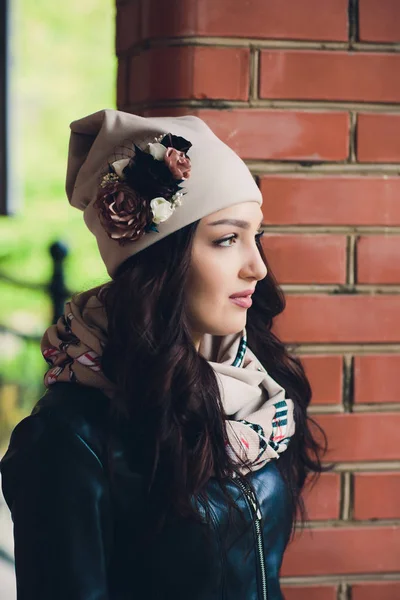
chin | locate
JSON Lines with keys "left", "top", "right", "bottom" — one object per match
{"left": 206, "top": 319, "right": 246, "bottom": 337}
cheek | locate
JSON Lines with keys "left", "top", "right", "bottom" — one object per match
{"left": 185, "top": 253, "right": 246, "bottom": 335}
{"left": 187, "top": 258, "right": 226, "bottom": 308}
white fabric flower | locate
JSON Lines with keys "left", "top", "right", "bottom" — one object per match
{"left": 111, "top": 158, "right": 130, "bottom": 178}
{"left": 147, "top": 142, "right": 167, "bottom": 161}
{"left": 150, "top": 197, "right": 174, "bottom": 224}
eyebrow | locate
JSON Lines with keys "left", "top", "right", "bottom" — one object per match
{"left": 208, "top": 218, "right": 263, "bottom": 229}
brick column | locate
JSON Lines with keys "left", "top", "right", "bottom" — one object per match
{"left": 116, "top": 1, "right": 400, "bottom": 598}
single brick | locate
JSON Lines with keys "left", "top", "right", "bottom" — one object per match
{"left": 314, "top": 413, "right": 400, "bottom": 462}
{"left": 274, "top": 295, "right": 400, "bottom": 344}
{"left": 282, "top": 526, "right": 400, "bottom": 576}
{"left": 354, "top": 472, "right": 400, "bottom": 519}
{"left": 260, "top": 175, "right": 400, "bottom": 226}
{"left": 302, "top": 473, "right": 341, "bottom": 520}
{"left": 261, "top": 235, "right": 347, "bottom": 284}
{"left": 128, "top": 46, "right": 250, "bottom": 103}
{"left": 352, "top": 582, "right": 400, "bottom": 600}
{"left": 359, "top": 0, "right": 400, "bottom": 43}
{"left": 117, "top": 58, "right": 129, "bottom": 109}
{"left": 282, "top": 586, "right": 337, "bottom": 600}
{"left": 141, "top": 0, "right": 348, "bottom": 41}
{"left": 140, "top": 107, "right": 189, "bottom": 118}
{"left": 189, "top": 109, "right": 349, "bottom": 161}
{"left": 301, "top": 355, "right": 343, "bottom": 405}
{"left": 116, "top": 0, "right": 141, "bottom": 53}
{"left": 354, "top": 355, "right": 400, "bottom": 404}
{"left": 260, "top": 50, "right": 400, "bottom": 103}
{"left": 357, "top": 114, "right": 400, "bottom": 163}
{"left": 357, "top": 236, "right": 400, "bottom": 284}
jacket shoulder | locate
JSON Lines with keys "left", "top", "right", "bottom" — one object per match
{"left": 0, "top": 384, "right": 110, "bottom": 502}
{"left": 0, "top": 384, "right": 114, "bottom": 599}
{"left": 33, "top": 382, "right": 110, "bottom": 456}
{"left": 32, "top": 382, "right": 110, "bottom": 429}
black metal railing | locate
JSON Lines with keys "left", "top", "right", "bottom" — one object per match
{"left": 0, "top": 241, "right": 70, "bottom": 338}
{"left": 0, "top": 240, "right": 71, "bottom": 435}
{"left": 0, "top": 242, "right": 70, "bottom": 575}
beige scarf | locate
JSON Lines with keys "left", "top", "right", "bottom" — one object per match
{"left": 41, "top": 287, "right": 295, "bottom": 472}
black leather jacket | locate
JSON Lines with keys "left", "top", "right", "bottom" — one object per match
{"left": 1, "top": 383, "right": 293, "bottom": 600}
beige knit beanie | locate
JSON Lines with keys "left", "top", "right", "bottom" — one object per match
{"left": 66, "top": 109, "right": 262, "bottom": 277}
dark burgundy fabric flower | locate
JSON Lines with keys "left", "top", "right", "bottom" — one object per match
{"left": 94, "top": 181, "right": 153, "bottom": 245}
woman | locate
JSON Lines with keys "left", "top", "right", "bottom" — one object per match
{"left": 1, "top": 109, "right": 326, "bottom": 600}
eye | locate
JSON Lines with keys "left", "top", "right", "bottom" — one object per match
{"left": 214, "top": 234, "right": 238, "bottom": 247}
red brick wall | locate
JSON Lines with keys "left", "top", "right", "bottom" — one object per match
{"left": 116, "top": 1, "right": 400, "bottom": 597}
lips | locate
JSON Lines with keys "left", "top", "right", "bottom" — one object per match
{"left": 229, "top": 289, "right": 254, "bottom": 309}
{"left": 229, "top": 289, "right": 255, "bottom": 299}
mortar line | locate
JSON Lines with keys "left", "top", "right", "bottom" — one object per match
{"left": 280, "top": 284, "right": 400, "bottom": 294}
{"left": 309, "top": 403, "right": 400, "bottom": 414}
{"left": 352, "top": 403, "right": 400, "bottom": 413}
{"left": 250, "top": 163, "right": 400, "bottom": 174}
{"left": 349, "top": 111, "right": 357, "bottom": 163}
{"left": 331, "top": 461, "right": 400, "bottom": 472}
{"left": 119, "top": 36, "right": 400, "bottom": 53}
{"left": 349, "top": 234, "right": 357, "bottom": 286}
{"left": 339, "top": 472, "right": 349, "bottom": 520}
{"left": 302, "top": 518, "right": 400, "bottom": 528}
{"left": 281, "top": 573, "right": 400, "bottom": 585}
{"left": 249, "top": 47, "right": 259, "bottom": 102}
{"left": 348, "top": 0, "right": 359, "bottom": 47}
{"left": 247, "top": 99, "right": 400, "bottom": 111}
{"left": 292, "top": 344, "right": 400, "bottom": 355}
{"left": 263, "top": 227, "right": 400, "bottom": 235}
{"left": 127, "top": 97, "right": 400, "bottom": 113}
{"left": 345, "top": 472, "right": 353, "bottom": 521}
{"left": 338, "top": 581, "right": 351, "bottom": 600}
{"left": 263, "top": 226, "right": 400, "bottom": 233}
{"left": 342, "top": 355, "right": 354, "bottom": 413}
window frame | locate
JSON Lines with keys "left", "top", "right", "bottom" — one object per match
{"left": 0, "top": 0, "right": 9, "bottom": 215}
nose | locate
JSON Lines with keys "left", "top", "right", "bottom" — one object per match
{"left": 240, "top": 242, "right": 268, "bottom": 283}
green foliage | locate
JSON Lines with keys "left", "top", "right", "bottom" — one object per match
{"left": 0, "top": 0, "right": 116, "bottom": 443}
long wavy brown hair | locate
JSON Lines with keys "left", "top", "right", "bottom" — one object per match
{"left": 101, "top": 221, "right": 327, "bottom": 534}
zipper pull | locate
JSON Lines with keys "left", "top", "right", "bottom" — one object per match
{"left": 247, "top": 487, "right": 262, "bottom": 521}
{"left": 250, "top": 493, "right": 262, "bottom": 520}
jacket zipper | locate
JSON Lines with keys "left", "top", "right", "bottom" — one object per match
{"left": 234, "top": 477, "right": 268, "bottom": 600}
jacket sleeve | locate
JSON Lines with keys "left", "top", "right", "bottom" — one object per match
{"left": 0, "top": 413, "right": 113, "bottom": 600}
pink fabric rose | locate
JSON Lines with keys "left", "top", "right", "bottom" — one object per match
{"left": 94, "top": 181, "right": 152, "bottom": 245}
{"left": 164, "top": 148, "right": 191, "bottom": 180}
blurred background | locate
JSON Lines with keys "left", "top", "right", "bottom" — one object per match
{"left": 0, "top": 1, "right": 115, "bottom": 596}
{"left": 1, "top": 1, "right": 400, "bottom": 599}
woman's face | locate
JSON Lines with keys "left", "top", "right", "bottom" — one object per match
{"left": 185, "top": 201, "right": 267, "bottom": 348}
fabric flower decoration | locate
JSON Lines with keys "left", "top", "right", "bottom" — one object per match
{"left": 164, "top": 148, "right": 191, "bottom": 180}
{"left": 95, "top": 132, "right": 192, "bottom": 246}
{"left": 150, "top": 197, "right": 174, "bottom": 224}
{"left": 94, "top": 181, "right": 153, "bottom": 245}
{"left": 147, "top": 142, "right": 167, "bottom": 161}
{"left": 111, "top": 158, "right": 130, "bottom": 178}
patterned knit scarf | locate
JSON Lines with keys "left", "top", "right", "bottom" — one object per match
{"left": 41, "top": 287, "right": 295, "bottom": 473}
